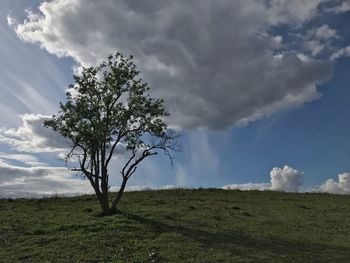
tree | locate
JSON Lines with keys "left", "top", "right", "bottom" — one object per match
{"left": 44, "top": 53, "right": 180, "bottom": 215}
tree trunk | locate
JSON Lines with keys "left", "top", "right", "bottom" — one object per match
{"left": 111, "top": 177, "right": 128, "bottom": 213}
{"left": 98, "top": 193, "right": 112, "bottom": 216}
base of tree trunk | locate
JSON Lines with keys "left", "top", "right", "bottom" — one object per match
{"left": 99, "top": 207, "right": 120, "bottom": 217}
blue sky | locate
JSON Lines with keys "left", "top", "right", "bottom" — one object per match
{"left": 0, "top": 0, "right": 350, "bottom": 197}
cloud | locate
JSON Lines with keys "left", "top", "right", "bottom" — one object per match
{"left": 0, "top": 12, "right": 68, "bottom": 127}
{"left": 223, "top": 165, "right": 304, "bottom": 192}
{"left": 125, "top": 184, "right": 182, "bottom": 192}
{"left": 6, "top": 14, "right": 17, "bottom": 27}
{"left": 313, "top": 25, "right": 339, "bottom": 40}
{"left": 0, "top": 114, "right": 68, "bottom": 153}
{"left": 318, "top": 173, "right": 350, "bottom": 194}
{"left": 0, "top": 160, "right": 92, "bottom": 198}
{"left": 331, "top": 45, "right": 350, "bottom": 60}
{"left": 259, "top": 0, "right": 323, "bottom": 24}
{"left": 0, "top": 156, "right": 179, "bottom": 198}
{"left": 11, "top": 0, "right": 341, "bottom": 130}
{"left": 125, "top": 185, "right": 153, "bottom": 192}
{"left": 270, "top": 165, "right": 304, "bottom": 192}
{"left": 175, "top": 164, "right": 187, "bottom": 186}
{"left": 325, "top": 0, "right": 350, "bottom": 14}
{"left": 222, "top": 183, "right": 271, "bottom": 191}
{"left": 0, "top": 113, "right": 176, "bottom": 195}
{"left": 172, "top": 130, "right": 220, "bottom": 186}
{"left": 0, "top": 113, "right": 146, "bottom": 159}
{"left": 0, "top": 152, "right": 47, "bottom": 167}
{"left": 190, "top": 131, "right": 218, "bottom": 176}
{"left": 298, "top": 25, "right": 340, "bottom": 57}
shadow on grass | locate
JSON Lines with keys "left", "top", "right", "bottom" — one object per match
{"left": 122, "top": 212, "right": 350, "bottom": 262}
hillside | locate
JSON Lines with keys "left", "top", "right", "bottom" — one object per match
{"left": 1, "top": 189, "right": 350, "bottom": 262}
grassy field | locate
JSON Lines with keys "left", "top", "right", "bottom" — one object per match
{"left": 0, "top": 189, "right": 350, "bottom": 262}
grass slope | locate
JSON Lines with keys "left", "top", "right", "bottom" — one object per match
{"left": 0, "top": 189, "right": 350, "bottom": 262}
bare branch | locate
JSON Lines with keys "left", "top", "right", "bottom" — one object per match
{"left": 105, "top": 132, "right": 123, "bottom": 167}
{"left": 121, "top": 148, "right": 136, "bottom": 179}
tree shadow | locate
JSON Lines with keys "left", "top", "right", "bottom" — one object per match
{"left": 121, "top": 212, "right": 350, "bottom": 262}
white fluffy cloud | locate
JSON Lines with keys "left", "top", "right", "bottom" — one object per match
{"left": 270, "top": 165, "right": 304, "bottom": 192}
{"left": 0, "top": 114, "right": 68, "bottom": 152}
{"left": 318, "top": 173, "right": 350, "bottom": 194}
{"left": 10, "top": 0, "right": 345, "bottom": 129}
{"left": 223, "top": 165, "right": 303, "bottom": 192}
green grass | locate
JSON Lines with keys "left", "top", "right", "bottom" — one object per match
{"left": 0, "top": 189, "right": 350, "bottom": 262}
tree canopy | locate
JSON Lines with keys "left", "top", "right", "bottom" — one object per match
{"left": 45, "top": 53, "right": 180, "bottom": 215}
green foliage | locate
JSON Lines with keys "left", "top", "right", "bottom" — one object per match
{"left": 44, "top": 53, "right": 169, "bottom": 155}
{"left": 1, "top": 190, "right": 350, "bottom": 262}
{"left": 44, "top": 53, "right": 179, "bottom": 214}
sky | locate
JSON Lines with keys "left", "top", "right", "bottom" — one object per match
{"left": 0, "top": 0, "right": 350, "bottom": 197}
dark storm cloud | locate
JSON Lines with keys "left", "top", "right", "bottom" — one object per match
{"left": 11, "top": 0, "right": 347, "bottom": 129}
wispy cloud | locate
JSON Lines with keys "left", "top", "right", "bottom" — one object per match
{"left": 325, "top": 0, "right": 350, "bottom": 14}
{"left": 190, "top": 131, "right": 218, "bottom": 176}
{"left": 0, "top": 152, "right": 47, "bottom": 167}
{"left": 0, "top": 14, "right": 68, "bottom": 127}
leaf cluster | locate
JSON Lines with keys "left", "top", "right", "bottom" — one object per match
{"left": 45, "top": 53, "right": 170, "bottom": 156}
